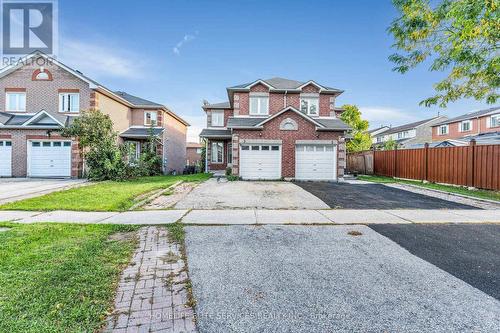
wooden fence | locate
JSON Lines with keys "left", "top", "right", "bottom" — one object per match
{"left": 350, "top": 141, "right": 500, "bottom": 191}
{"left": 346, "top": 151, "right": 374, "bottom": 175}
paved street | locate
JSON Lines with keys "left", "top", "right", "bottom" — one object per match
{"left": 185, "top": 225, "right": 500, "bottom": 332}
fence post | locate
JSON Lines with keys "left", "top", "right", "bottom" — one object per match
{"left": 468, "top": 139, "right": 476, "bottom": 187}
{"left": 423, "top": 143, "right": 429, "bottom": 181}
{"left": 393, "top": 144, "right": 398, "bottom": 177}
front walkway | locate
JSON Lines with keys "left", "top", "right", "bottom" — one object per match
{"left": 1, "top": 209, "right": 500, "bottom": 224}
{"left": 104, "top": 226, "right": 196, "bottom": 333}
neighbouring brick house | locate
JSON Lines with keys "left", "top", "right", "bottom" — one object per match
{"left": 431, "top": 107, "right": 500, "bottom": 141}
{"left": 0, "top": 52, "right": 188, "bottom": 178}
{"left": 199, "top": 78, "right": 350, "bottom": 181}
{"left": 186, "top": 142, "right": 203, "bottom": 166}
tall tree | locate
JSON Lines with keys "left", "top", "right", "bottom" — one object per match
{"left": 340, "top": 104, "right": 372, "bottom": 152}
{"left": 388, "top": 0, "right": 499, "bottom": 107}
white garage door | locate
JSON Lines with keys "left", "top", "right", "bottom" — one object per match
{"left": 28, "top": 141, "right": 72, "bottom": 177}
{"left": 0, "top": 140, "right": 12, "bottom": 177}
{"left": 240, "top": 144, "right": 281, "bottom": 180}
{"left": 295, "top": 144, "right": 337, "bottom": 181}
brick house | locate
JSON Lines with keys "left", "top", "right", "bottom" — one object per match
{"left": 431, "top": 107, "right": 500, "bottom": 141}
{"left": 0, "top": 52, "right": 188, "bottom": 178}
{"left": 199, "top": 78, "right": 350, "bottom": 181}
{"left": 186, "top": 142, "right": 202, "bottom": 166}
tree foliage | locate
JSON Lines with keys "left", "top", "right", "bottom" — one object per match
{"left": 340, "top": 104, "right": 372, "bottom": 152}
{"left": 383, "top": 137, "right": 398, "bottom": 150}
{"left": 388, "top": 0, "right": 499, "bottom": 107}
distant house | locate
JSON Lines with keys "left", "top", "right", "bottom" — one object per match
{"left": 431, "top": 107, "right": 500, "bottom": 141}
{"left": 368, "top": 126, "right": 390, "bottom": 144}
{"left": 186, "top": 142, "right": 202, "bottom": 166}
{"left": 371, "top": 116, "right": 447, "bottom": 148}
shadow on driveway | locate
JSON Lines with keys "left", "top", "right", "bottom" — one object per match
{"left": 295, "top": 182, "right": 479, "bottom": 209}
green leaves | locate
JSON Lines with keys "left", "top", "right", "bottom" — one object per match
{"left": 340, "top": 104, "right": 372, "bottom": 152}
{"left": 389, "top": 0, "right": 500, "bottom": 107}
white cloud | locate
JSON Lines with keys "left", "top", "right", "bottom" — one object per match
{"left": 59, "top": 40, "right": 145, "bottom": 79}
{"left": 359, "top": 106, "right": 421, "bottom": 129}
{"left": 173, "top": 32, "right": 198, "bottom": 55}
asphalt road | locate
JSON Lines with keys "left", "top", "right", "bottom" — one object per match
{"left": 295, "top": 182, "right": 479, "bottom": 209}
{"left": 185, "top": 225, "right": 500, "bottom": 333}
{"left": 370, "top": 223, "right": 500, "bottom": 300}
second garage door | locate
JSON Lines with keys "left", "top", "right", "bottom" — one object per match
{"left": 0, "top": 140, "right": 12, "bottom": 177}
{"left": 295, "top": 144, "right": 337, "bottom": 181}
{"left": 28, "top": 141, "right": 72, "bottom": 177}
{"left": 239, "top": 144, "right": 281, "bottom": 180}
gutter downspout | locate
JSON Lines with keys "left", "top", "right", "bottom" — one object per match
{"left": 205, "top": 139, "right": 208, "bottom": 173}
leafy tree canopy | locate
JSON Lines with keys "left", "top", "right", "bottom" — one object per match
{"left": 389, "top": 0, "right": 499, "bottom": 107}
{"left": 340, "top": 104, "right": 372, "bottom": 152}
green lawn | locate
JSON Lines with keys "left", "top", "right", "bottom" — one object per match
{"left": 358, "top": 175, "right": 500, "bottom": 202}
{"left": 0, "top": 173, "right": 211, "bottom": 212}
{"left": 0, "top": 223, "right": 139, "bottom": 333}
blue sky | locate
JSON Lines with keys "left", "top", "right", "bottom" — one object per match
{"left": 57, "top": 0, "right": 492, "bottom": 141}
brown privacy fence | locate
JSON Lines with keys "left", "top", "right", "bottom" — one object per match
{"left": 347, "top": 141, "right": 500, "bottom": 191}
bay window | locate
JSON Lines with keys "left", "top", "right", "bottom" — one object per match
{"left": 6, "top": 92, "right": 26, "bottom": 112}
{"left": 249, "top": 95, "right": 269, "bottom": 115}
{"left": 59, "top": 93, "right": 80, "bottom": 113}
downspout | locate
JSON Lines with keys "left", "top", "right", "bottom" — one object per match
{"left": 205, "top": 139, "right": 208, "bottom": 173}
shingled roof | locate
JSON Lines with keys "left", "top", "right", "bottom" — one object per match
{"left": 434, "top": 107, "right": 500, "bottom": 126}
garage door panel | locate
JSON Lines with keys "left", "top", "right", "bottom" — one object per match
{"left": 296, "top": 144, "right": 336, "bottom": 181}
{"left": 0, "top": 141, "right": 12, "bottom": 177}
{"left": 240, "top": 144, "right": 281, "bottom": 180}
{"left": 29, "top": 141, "right": 72, "bottom": 177}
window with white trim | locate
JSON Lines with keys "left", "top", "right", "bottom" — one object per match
{"left": 460, "top": 120, "right": 472, "bottom": 132}
{"left": 211, "top": 110, "right": 224, "bottom": 126}
{"left": 438, "top": 125, "right": 449, "bottom": 135}
{"left": 249, "top": 96, "right": 269, "bottom": 115}
{"left": 59, "top": 93, "right": 80, "bottom": 112}
{"left": 490, "top": 114, "right": 500, "bottom": 128}
{"left": 211, "top": 142, "right": 223, "bottom": 163}
{"left": 300, "top": 97, "right": 319, "bottom": 115}
{"left": 6, "top": 92, "right": 26, "bottom": 112}
{"left": 144, "top": 111, "right": 157, "bottom": 126}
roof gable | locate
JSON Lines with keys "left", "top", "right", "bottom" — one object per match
{"left": 22, "top": 110, "right": 64, "bottom": 127}
{"left": 255, "top": 106, "right": 325, "bottom": 128}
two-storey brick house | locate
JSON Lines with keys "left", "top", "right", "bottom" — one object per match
{"left": 0, "top": 52, "right": 188, "bottom": 178}
{"left": 200, "top": 78, "right": 350, "bottom": 181}
{"left": 432, "top": 107, "right": 500, "bottom": 141}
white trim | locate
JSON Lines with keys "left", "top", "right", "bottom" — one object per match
{"left": 255, "top": 106, "right": 325, "bottom": 128}
{"left": 459, "top": 120, "right": 473, "bottom": 132}
{"left": 243, "top": 79, "right": 274, "bottom": 90}
{"left": 239, "top": 143, "right": 282, "bottom": 180}
{"left": 210, "top": 141, "right": 224, "bottom": 164}
{"left": 211, "top": 110, "right": 225, "bottom": 127}
{"left": 5, "top": 92, "right": 26, "bottom": 112}
{"left": 27, "top": 139, "right": 72, "bottom": 178}
{"left": 438, "top": 124, "right": 449, "bottom": 135}
{"left": 144, "top": 111, "right": 158, "bottom": 126}
{"left": 58, "top": 92, "right": 80, "bottom": 113}
{"left": 249, "top": 95, "right": 269, "bottom": 116}
{"left": 240, "top": 139, "right": 282, "bottom": 144}
{"left": 297, "top": 80, "right": 324, "bottom": 91}
{"left": 22, "top": 110, "right": 64, "bottom": 127}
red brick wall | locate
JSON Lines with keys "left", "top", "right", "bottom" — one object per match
{"left": 233, "top": 110, "right": 345, "bottom": 178}
{"left": 0, "top": 129, "right": 82, "bottom": 177}
{"left": 186, "top": 147, "right": 202, "bottom": 165}
{"left": 432, "top": 115, "right": 500, "bottom": 141}
{"left": 205, "top": 109, "right": 233, "bottom": 127}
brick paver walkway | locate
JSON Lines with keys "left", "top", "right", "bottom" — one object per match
{"left": 105, "top": 226, "right": 196, "bottom": 333}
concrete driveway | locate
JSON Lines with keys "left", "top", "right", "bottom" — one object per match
{"left": 175, "top": 179, "right": 329, "bottom": 209}
{"left": 0, "top": 178, "right": 87, "bottom": 204}
{"left": 185, "top": 225, "right": 500, "bottom": 333}
{"left": 296, "top": 181, "right": 479, "bottom": 209}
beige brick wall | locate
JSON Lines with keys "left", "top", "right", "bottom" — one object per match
{"left": 163, "top": 112, "right": 187, "bottom": 174}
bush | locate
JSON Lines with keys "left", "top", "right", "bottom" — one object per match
{"left": 225, "top": 167, "right": 232, "bottom": 176}
{"left": 227, "top": 175, "right": 239, "bottom": 181}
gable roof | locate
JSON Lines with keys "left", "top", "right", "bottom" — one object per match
{"left": 228, "top": 77, "right": 343, "bottom": 93}
{"left": 382, "top": 117, "right": 444, "bottom": 135}
{"left": 434, "top": 106, "right": 500, "bottom": 126}
{"left": 114, "top": 91, "right": 163, "bottom": 107}
{"left": 22, "top": 110, "right": 65, "bottom": 127}
{"left": 368, "top": 126, "right": 389, "bottom": 134}
{"left": 202, "top": 101, "right": 232, "bottom": 110}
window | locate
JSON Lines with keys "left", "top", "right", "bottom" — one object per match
{"left": 241, "top": 145, "right": 249, "bottom": 150}
{"left": 42, "top": 142, "right": 51, "bottom": 147}
{"left": 228, "top": 143, "right": 233, "bottom": 164}
{"left": 126, "top": 141, "right": 140, "bottom": 162}
{"left": 211, "top": 142, "right": 223, "bottom": 163}
{"left": 438, "top": 125, "right": 449, "bottom": 135}
{"left": 249, "top": 96, "right": 269, "bottom": 115}
{"left": 6, "top": 92, "right": 26, "bottom": 112}
{"left": 144, "top": 111, "right": 157, "bottom": 126}
{"left": 59, "top": 93, "right": 80, "bottom": 112}
{"left": 490, "top": 114, "right": 500, "bottom": 128}
{"left": 32, "top": 142, "right": 40, "bottom": 147}
{"left": 261, "top": 146, "right": 270, "bottom": 151}
{"left": 271, "top": 146, "right": 279, "bottom": 151}
{"left": 53, "top": 142, "right": 61, "bottom": 147}
{"left": 460, "top": 120, "right": 472, "bottom": 132}
{"left": 211, "top": 110, "right": 224, "bottom": 126}
{"left": 63, "top": 142, "right": 71, "bottom": 147}
{"left": 300, "top": 97, "right": 319, "bottom": 115}
{"left": 251, "top": 146, "right": 260, "bottom": 150}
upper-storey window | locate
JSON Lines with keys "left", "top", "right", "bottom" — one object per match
{"left": 460, "top": 120, "right": 472, "bottom": 132}
{"left": 490, "top": 114, "right": 500, "bottom": 128}
{"left": 249, "top": 96, "right": 269, "bottom": 115}
{"left": 59, "top": 93, "right": 80, "bottom": 113}
{"left": 144, "top": 111, "right": 157, "bottom": 126}
{"left": 211, "top": 110, "right": 224, "bottom": 126}
{"left": 6, "top": 92, "right": 26, "bottom": 112}
{"left": 300, "top": 97, "right": 319, "bottom": 116}
{"left": 438, "top": 124, "right": 449, "bottom": 135}
{"left": 397, "top": 131, "right": 410, "bottom": 139}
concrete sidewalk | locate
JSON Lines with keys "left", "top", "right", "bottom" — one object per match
{"left": 0, "top": 209, "right": 499, "bottom": 225}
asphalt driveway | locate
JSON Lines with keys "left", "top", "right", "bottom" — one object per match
{"left": 370, "top": 224, "right": 500, "bottom": 300}
{"left": 296, "top": 181, "right": 479, "bottom": 209}
{"left": 175, "top": 178, "right": 329, "bottom": 209}
{"left": 0, "top": 178, "right": 87, "bottom": 204}
{"left": 185, "top": 225, "right": 500, "bottom": 333}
